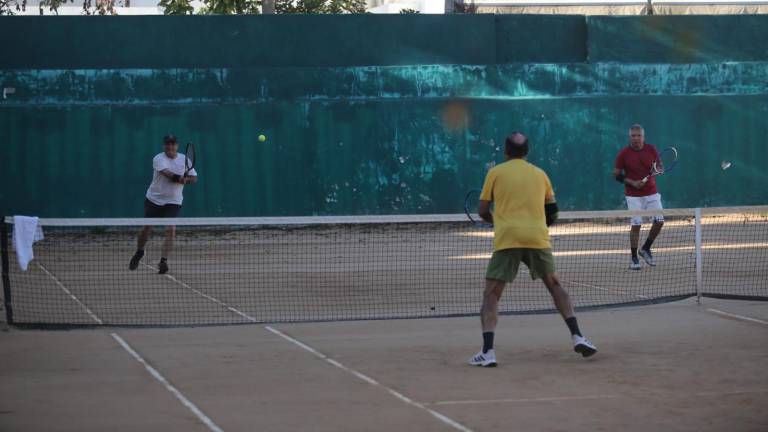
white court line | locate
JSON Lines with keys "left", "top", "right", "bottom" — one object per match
{"left": 693, "top": 389, "right": 768, "bottom": 397}
{"left": 430, "top": 390, "right": 768, "bottom": 406}
{"left": 35, "top": 262, "right": 104, "bottom": 324}
{"left": 450, "top": 242, "right": 768, "bottom": 259}
{"left": 706, "top": 308, "right": 768, "bottom": 326}
{"left": 111, "top": 333, "right": 224, "bottom": 432}
{"left": 264, "top": 326, "right": 474, "bottom": 432}
{"left": 430, "top": 394, "right": 619, "bottom": 405}
{"left": 140, "top": 262, "right": 258, "bottom": 322}
{"left": 516, "top": 268, "right": 650, "bottom": 300}
{"left": 560, "top": 278, "right": 650, "bottom": 300}
{"left": 149, "top": 264, "right": 473, "bottom": 432}
{"left": 34, "top": 261, "right": 223, "bottom": 432}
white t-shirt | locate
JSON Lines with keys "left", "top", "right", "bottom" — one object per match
{"left": 145, "top": 152, "right": 198, "bottom": 206}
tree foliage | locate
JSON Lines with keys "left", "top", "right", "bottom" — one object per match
{"left": 1, "top": 0, "right": 366, "bottom": 15}
{"left": 1, "top": 0, "right": 128, "bottom": 15}
{"left": 452, "top": 0, "right": 477, "bottom": 13}
{"left": 274, "top": 0, "right": 365, "bottom": 14}
{"left": 198, "top": 0, "right": 261, "bottom": 14}
{"left": 158, "top": 0, "right": 194, "bottom": 14}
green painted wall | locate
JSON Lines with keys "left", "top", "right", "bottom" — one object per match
{"left": 1, "top": 16, "right": 767, "bottom": 217}
{"left": 587, "top": 15, "right": 768, "bottom": 63}
{"left": 4, "top": 15, "right": 765, "bottom": 69}
{"left": 0, "top": 15, "right": 587, "bottom": 69}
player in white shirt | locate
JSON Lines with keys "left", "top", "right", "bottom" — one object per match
{"left": 129, "top": 134, "right": 198, "bottom": 274}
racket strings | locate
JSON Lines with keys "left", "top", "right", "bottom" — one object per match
{"left": 184, "top": 144, "right": 196, "bottom": 174}
{"left": 653, "top": 148, "right": 678, "bottom": 176}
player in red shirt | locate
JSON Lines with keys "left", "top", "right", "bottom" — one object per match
{"left": 612, "top": 124, "right": 665, "bottom": 270}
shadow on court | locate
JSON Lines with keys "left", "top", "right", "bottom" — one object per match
{"left": 1, "top": 298, "right": 767, "bottom": 432}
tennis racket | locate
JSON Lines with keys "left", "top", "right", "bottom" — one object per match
{"left": 184, "top": 142, "right": 196, "bottom": 177}
{"left": 642, "top": 146, "right": 677, "bottom": 183}
{"left": 464, "top": 189, "right": 491, "bottom": 227}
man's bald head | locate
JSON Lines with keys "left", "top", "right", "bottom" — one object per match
{"left": 505, "top": 132, "right": 529, "bottom": 159}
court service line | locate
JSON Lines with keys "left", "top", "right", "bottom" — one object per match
{"left": 560, "top": 279, "right": 650, "bottom": 300}
{"left": 693, "top": 389, "right": 768, "bottom": 397}
{"left": 35, "top": 262, "right": 104, "bottom": 324}
{"left": 264, "top": 326, "right": 474, "bottom": 432}
{"left": 140, "top": 262, "right": 259, "bottom": 322}
{"left": 35, "top": 262, "right": 225, "bottom": 432}
{"left": 429, "top": 394, "right": 619, "bottom": 405}
{"left": 430, "top": 389, "right": 768, "bottom": 406}
{"left": 148, "top": 265, "right": 473, "bottom": 432}
{"left": 111, "top": 333, "right": 224, "bottom": 432}
{"left": 706, "top": 308, "right": 768, "bottom": 326}
{"left": 518, "top": 267, "right": 650, "bottom": 300}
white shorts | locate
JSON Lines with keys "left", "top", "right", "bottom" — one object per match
{"left": 625, "top": 193, "right": 664, "bottom": 226}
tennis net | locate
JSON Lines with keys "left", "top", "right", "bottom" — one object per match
{"left": 2, "top": 207, "right": 767, "bottom": 327}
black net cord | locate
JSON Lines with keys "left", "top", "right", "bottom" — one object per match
{"left": 1, "top": 220, "right": 13, "bottom": 325}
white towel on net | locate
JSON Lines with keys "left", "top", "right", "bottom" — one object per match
{"left": 13, "top": 215, "right": 44, "bottom": 271}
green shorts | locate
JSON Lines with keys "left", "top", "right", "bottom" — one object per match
{"left": 485, "top": 248, "right": 556, "bottom": 283}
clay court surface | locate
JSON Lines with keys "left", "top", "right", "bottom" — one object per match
{"left": 1, "top": 211, "right": 766, "bottom": 430}
{"left": 1, "top": 298, "right": 767, "bottom": 432}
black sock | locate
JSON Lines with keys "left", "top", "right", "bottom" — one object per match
{"left": 631, "top": 247, "right": 638, "bottom": 259}
{"left": 642, "top": 240, "right": 653, "bottom": 251}
{"left": 565, "top": 317, "right": 582, "bottom": 337}
{"left": 482, "top": 332, "right": 494, "bottom": 353}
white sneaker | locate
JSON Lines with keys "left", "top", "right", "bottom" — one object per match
{"left": 629, "top": 256, "right": 641, "bottom": 270}
{"left": 572, "top": 335, "right": 597, "bottom": 358}
{"left": 639, "top": 248, "right": 656, "bottom": 266}
{"left": 469, "top": 349, "right": 497, "bottom": 367}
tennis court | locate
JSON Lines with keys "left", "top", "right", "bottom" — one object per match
{"left": 1, "top": 298, "right": 767, "bottom": 431}
{"left": 1, "top": 207, "right": 767, "bottom": 431}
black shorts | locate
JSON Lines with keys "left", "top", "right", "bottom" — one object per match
{"left": 144, "top": 198, "right": 182, "bottom": 218}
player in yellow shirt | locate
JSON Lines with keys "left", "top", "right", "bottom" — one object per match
{"left": 469, "top": 132, "right": 597, "bottom": 367}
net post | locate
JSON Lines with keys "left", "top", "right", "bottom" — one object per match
{"left": 1, "top": 218, "right": 13, "bottom": 325}
{"left": 694, "top": 208, "right": 703, "bottom": 304}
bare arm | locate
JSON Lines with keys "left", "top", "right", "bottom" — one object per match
{"left": 478, "top": 200, "right": 493, "bottom": 225}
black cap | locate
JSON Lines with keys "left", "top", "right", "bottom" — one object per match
{"left": 163, "top": 134, "right": 178, "bottom": 144}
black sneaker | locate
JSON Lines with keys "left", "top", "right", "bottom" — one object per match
{"left": 129, "top": 250, "right": 144, "bottom": 270}
{"left": 158, "top": 259, "right": 169, "bottom": 274}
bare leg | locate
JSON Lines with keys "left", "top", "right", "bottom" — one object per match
{"left": 137, "top": 226, "right": 152, "bottom": 251}
{"left": 480, "top": 279, "right": 506, "bottom": 332}
{"left": 542, "top": 272, "right": 596, "bottom": 356}
{"left": 129, "top": 226, "right": 152, "bottom": 270}
{"left": 644, "top": 220, "right": 664, "bottom": 249}
{"left": 161, "top": 226, "right": 175, "bottom": 259}
{"left": 630, "top": 225, "right": 641, "bottom": 251}
{"left": 541, "top": 273, "right": 575, "bottom": 319}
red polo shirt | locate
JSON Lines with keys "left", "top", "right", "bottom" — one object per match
{"left": 615, "top": 143, "right": 660, "bottom": 197}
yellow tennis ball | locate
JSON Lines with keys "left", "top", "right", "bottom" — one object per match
{"left": 258, "top": 134, "right": 266, "bottom": 142}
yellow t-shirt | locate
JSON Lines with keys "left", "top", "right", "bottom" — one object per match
{"left": 479, "top": 159, "right": 555, "bottom": 250}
